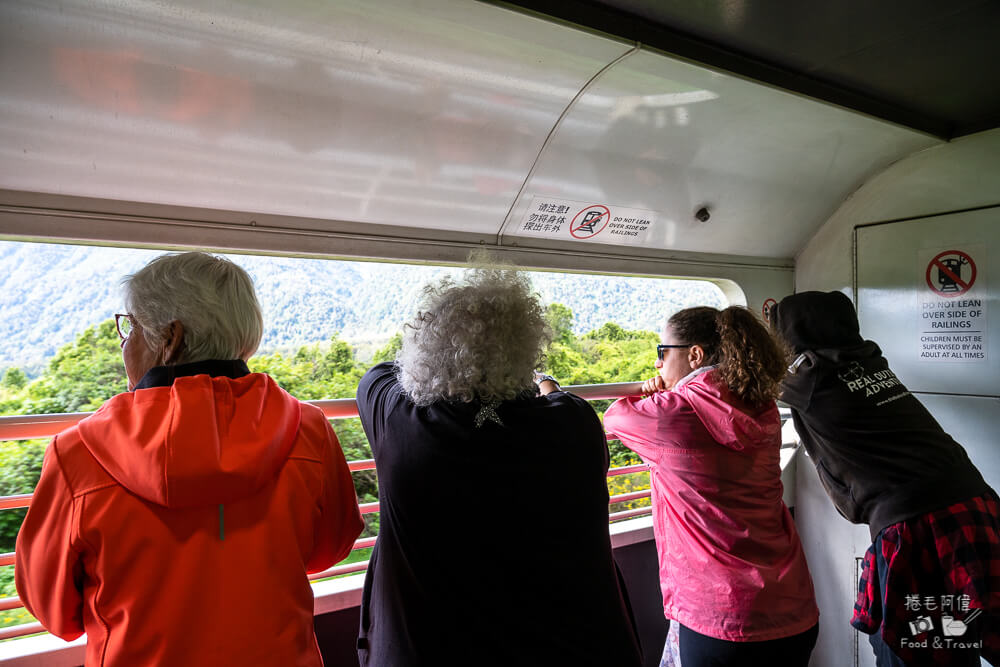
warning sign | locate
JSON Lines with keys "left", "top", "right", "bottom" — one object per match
{"left": 925, "top": 250, "right": 977, "bottom": 297}
{"left": 918, "top": 246, "right": 987, "bottom": 363}
{"left": 516, "top": 196, "right": 655, "bottom": 246}
{"left": 762, "top": 298, "right": 777, "bottom": 321}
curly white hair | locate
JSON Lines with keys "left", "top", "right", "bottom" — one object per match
{"left": 396, "top": 265, "right": 550, "bottom": 405}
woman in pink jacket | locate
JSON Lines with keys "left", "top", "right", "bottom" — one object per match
{"left": 604, "top": 306, "right": 818, "bottom": 667}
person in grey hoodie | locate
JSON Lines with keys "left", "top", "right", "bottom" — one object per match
{"left": 770, "top": 290, "right": 998, "bottom": 667}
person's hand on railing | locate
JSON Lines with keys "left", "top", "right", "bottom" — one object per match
{"left": 640, "top": 375, "right": 668, "bottom": 395}
{"left": 533, "top": 371, "right": 560, "bottom": 396}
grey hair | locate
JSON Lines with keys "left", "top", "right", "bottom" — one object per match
{"left": 123, "top": 252, "right": 263, "bottom": 364}
{"left": 396, "top": 265, "right": 551, "bottom": 406}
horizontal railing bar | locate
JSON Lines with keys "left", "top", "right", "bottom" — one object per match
{"left": 608, "top": 490, "right": 651, "bottom": 505}
{"left": 0, "top": 413, "right": 93, "bottom": 441}
{"left": 1, "top": 482, "right": 643, "bottom": 561}
{"left": 0, "top": 493, "right": 32, "bottom": 510}
{"left": 0, "top": 461, "right": 647, "bottom": 519}
{"left": 309, "top": 398, "right": 362, "bottom": 419}
{"left": 606, "top": 463, "right": 648, "bottom": 477}
{"left": 0, "top": 391, "right": 790, "bottom": 443}
{"left": 562, "top": 382, "right": 644, "bottom": 400}
{"left": 352, "top": 537, "right": 377, "bottom": 550}
{"left": 0, "top": 538, "right": 378, "bottom": 618}
{"left": 609, "top": 506, "right": 653, "bottom": 522}
{"left": 0, "top": 622, "right": 44, "bottom": 642}
{"left": 348, "top": 459, "right": 375, "bottom": 472}
{"left": 0, "top": 497, "right": 653, "bottom": 615}
{"left": 0, "top": 383, "right": 652, "bottom": 442}
{"left": 308, "top": 560, "right": 370, "bottom": 581}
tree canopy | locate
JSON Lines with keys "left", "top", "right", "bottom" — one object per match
{"left": 0, "top": 303, "right": 658, "bottom": 627}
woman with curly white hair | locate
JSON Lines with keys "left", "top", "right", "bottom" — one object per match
{"left": 355, "top": 264, "right": 642, "bottom": 667}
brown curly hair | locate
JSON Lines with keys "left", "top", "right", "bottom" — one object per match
{"left": 667, "top": 306, "right": 787, "bottom": 407}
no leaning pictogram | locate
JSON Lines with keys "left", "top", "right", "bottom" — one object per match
{"left": 570, "top": 205, "right": 611, "bottom": 239}
{"left": 762, "top": 298, "right": 777, "bottom": 320}
{"left": 518, "top": 195, "right": 655, "bottom": 245}
{"left": 926, "top": 250, "right": 977, "bottom": 297}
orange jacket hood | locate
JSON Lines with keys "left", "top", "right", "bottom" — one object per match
{"left": 77, "top": 373, "right": 302, "bottom": 509}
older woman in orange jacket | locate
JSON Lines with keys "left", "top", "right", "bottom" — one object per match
{"left": 16, "top": 252, "right": 363, "bottom": 666}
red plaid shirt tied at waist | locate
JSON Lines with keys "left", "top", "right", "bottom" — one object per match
{"left": 852, "top": 491, "right": 1000, "bottom": 665}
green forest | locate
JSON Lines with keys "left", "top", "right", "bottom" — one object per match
{"left": 0, "top": 304, "right": 656, "bottom": 630}
{"left": 0, "top": 240, "right": 726, "bottom": 372}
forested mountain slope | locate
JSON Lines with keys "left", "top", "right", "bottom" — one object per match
{"left": 0, "top": 241, "right": 726, "bottom": 372}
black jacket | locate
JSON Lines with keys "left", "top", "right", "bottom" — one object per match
{"left": 771, "top": 291, "right": 991, "bottom": 539}
{"left": 354, "top": 363, "right": 642, "bottom": 667}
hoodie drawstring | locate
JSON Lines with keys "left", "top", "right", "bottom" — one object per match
{"left": 218, "top": 504, "right": 225, "bottom": 541}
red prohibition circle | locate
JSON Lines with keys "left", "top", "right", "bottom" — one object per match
{"left": 925, "top": 250, "right": 977, "bottom": 297}
{"left": 569, "top": 205, "right": 611, "bottom": 239}
{"left": 762, "top": 298, "right": 777, "bottom": 320}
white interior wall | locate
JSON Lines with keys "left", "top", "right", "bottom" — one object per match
{"left": 796, "top": 128, "right": 1000, "bottom": 294}
{"left": 792, "top": 128, "right": 1000, "bottom": 667}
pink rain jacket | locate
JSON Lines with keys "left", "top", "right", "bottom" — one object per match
{"left": 603, "top": 367, "right": 818, "bottom": 641}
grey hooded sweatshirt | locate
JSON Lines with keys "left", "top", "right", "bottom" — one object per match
{"left": 770, "top": 291, "right": 991, "bottom": 539}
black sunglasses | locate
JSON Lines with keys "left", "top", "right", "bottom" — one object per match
{"left": 657, "top": 343, "right": 692, "bottom": 361}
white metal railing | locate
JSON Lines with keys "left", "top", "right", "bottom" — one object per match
{"left": 0, "top": 381, "right": 798, "bottom": 642}
{"left": 0, "top": 382, "right": 661, "bottom": 641}
{"left": 0, "top": 385, "right": 792, "bottom": 442}
{"left": 0, "top": 382, "right": 645, "bottom": 441}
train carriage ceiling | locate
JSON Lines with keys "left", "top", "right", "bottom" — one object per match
{"left": 0, "top": 0, "right": 996, "bottom": 263}
{"left": 500, "top": 0, "right": 1000, "bottom": 139}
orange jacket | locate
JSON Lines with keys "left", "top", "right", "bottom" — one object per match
{"left": 16, "top": 372, "right": 364, "bottom": 666}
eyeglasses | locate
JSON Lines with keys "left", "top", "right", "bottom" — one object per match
{"left": 115, "top": 313, "right": 135, "bottom": 342}
{"left": 657, "top": 343, "right": 692, "bottom": 361}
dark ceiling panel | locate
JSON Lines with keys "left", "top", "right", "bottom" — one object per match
{"left": 491, "top": 0, "right": 1000, "bottom": 138}
{"left": 818, "top": 6, "right": 1000, "bottom": 133}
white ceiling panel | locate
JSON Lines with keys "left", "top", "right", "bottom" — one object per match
{"left": 504, "top": 48, "right": 940, "bottom": 257}
{"left": 0, "top": 0, "right": 630, "bottom": 234}
{"left": 1, "top": 0, "right": 944, "bottom": 259}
